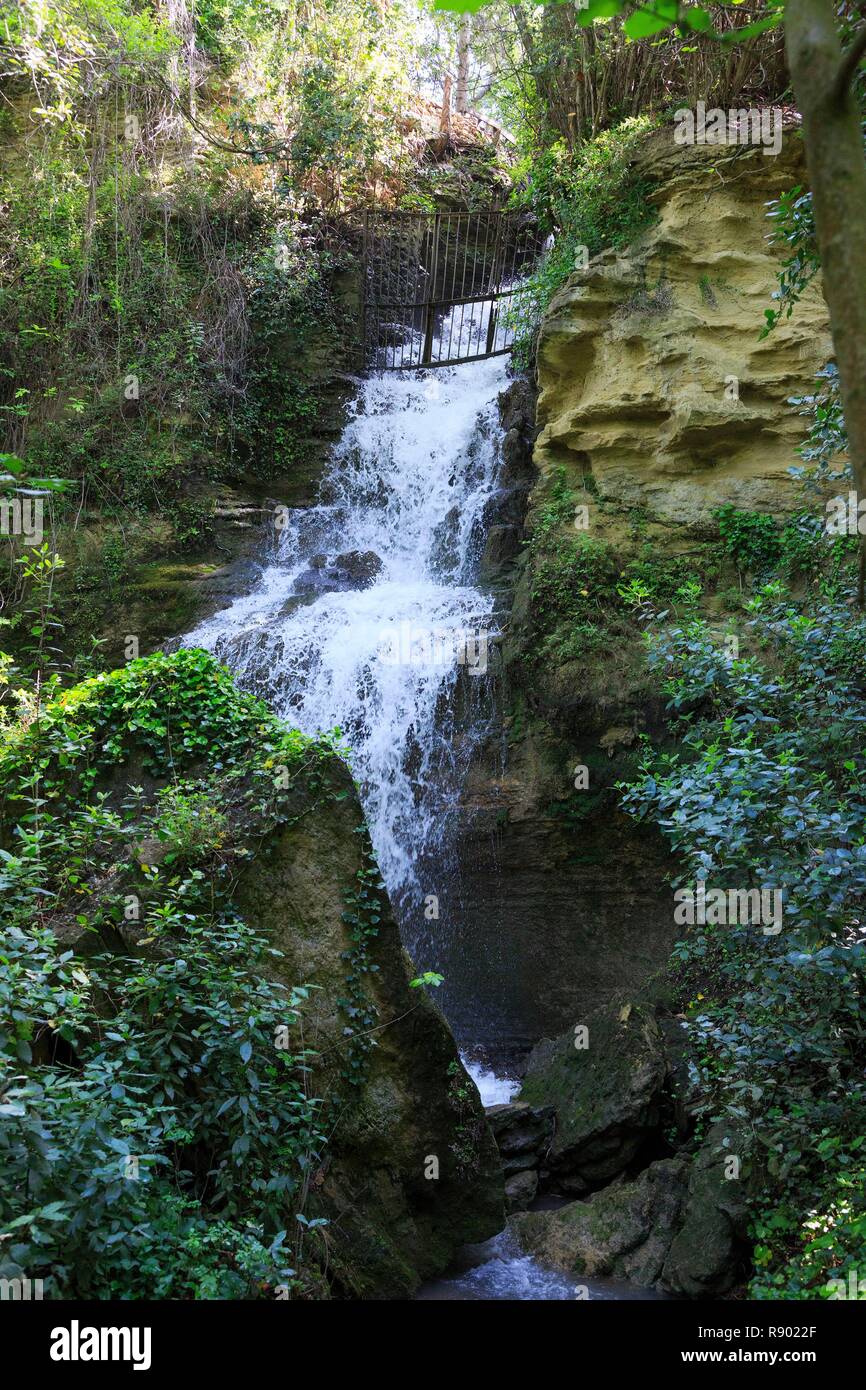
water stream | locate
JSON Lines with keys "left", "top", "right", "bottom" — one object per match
{"left": 182, "top": 318, "right": 621, "bottom": 1300}
{"left": 184, "top": 320, "right": 508, "bottom": 995}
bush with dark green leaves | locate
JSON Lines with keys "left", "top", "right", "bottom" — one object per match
{"left": 621, "top": 585, "right": 866, "bottom": 1298}
{"left": 0, "top": 648, "right": 344, "bottom": 1298}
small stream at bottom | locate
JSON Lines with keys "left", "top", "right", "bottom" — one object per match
{"left": 416, "top": 1061, "right": 672, "bottom": 1301}
{"left": 416, "top": 1229, "right": 672, "bottom": 1301}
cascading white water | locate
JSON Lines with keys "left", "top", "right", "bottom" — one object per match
{"left": 182, "top": 316, "right": 668, "bottom": 1304}
{"left": 183, "top": 320, "right": 510, "bottom": 932}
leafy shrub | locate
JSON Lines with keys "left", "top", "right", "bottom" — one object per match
{"left": 508, "top": 118, "right": 659, "bottom": 365}
{"left": 0, "top": 649, "right": 348, "bottom": 1298}
{"left": 713, "top": 504, "right": 781, "bottom": 575}
{"left": 621, "top": 587, "right": 866, "bottom": 1298}
{"left": 154, "top": 781, "right": 230, "bottom": 861}
{"left": 760, "top": 185, "right": 819, "bottom": 339}
{"left": 791, "top": 362, "right": 849, "bottom": 478}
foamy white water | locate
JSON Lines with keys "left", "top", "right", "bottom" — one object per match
{"left": 183, "top": 321, "right": 509, "bottom": 908}
{"left": 464, "top": 1060, "right": 520, "bottom": 1107}
{"left": 415, "top": 1229, "right": 675, "bottom": 1301}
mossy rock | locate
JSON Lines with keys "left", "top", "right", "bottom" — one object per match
{"left": 519, "top": 999, "right": 668, "bottom": 1185}
{"left": 661, "top": 1123, "right": 749, "bottom": 1296}
{"left": 512, "top": 1156, "right": 688, "bottom": 1286}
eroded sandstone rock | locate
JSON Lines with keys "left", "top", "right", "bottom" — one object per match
{"left": 535, "top": 124, "right": 834, "bottom": 526}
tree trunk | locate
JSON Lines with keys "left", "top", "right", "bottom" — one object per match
{"left": 786, "top": 0, "right": 866, "bottom": 601}
{"left": 439, "top": 72, "right": 453, "bottom": 145}
{"left": 455, "top": 14, "right": 471, "bottom": 113}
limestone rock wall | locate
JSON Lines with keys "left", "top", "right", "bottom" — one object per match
{"left": 535, "top": 124, "right": 832, "bottom": 525}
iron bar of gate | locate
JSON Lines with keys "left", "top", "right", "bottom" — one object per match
{"left": 354, "top": 208, "right": 539, "bottom": 369}
{"left": 484, "top": 213, "right": 505, "bottom": 357}
{"left": 421, "top": 212, "right": 441, "bottom": 366}
{"left": 360, "top": 209, "right": 369, "bottom": 368}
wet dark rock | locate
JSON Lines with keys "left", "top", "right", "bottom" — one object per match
{"left": 478, "top": 524, "right": 522, "bottom": 582}
{"left": 477, "top": 380, "right": 536, "bottom": 585}
{"left": 430, "top": 505, "right": 461, "bottom": 578}
{"left": 293, "top": 549, "right": 383, "bottom": 598}
{"left": 505, "top": 1169, "right": 539, "bottom": 1213}
{"left": 518, "top": 1000, "right": 667, "bottom": 1187}
{"left": 478, "top": 487, "right": 530, "bottom": 584}
{"left": 486, "top": 1101, "right": 555, "bottom": 1175}
{"left": 278, "top": 595, "right": 308, "bottom": 619}
{"left": 513, "top": 1116, "right": 749, "bottom": 1295}
{"left": 498, "top": 377, "right": 537, "bottom": 436}
{"left": 335, "top": 549, "right": 383, "bottom": 585}
{"left": 500, "top": 427, "right": 535, "bottom": 485}
{"left": 484, "top": 484, "right": 530, "bottom": 531}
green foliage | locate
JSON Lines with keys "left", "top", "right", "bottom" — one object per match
{"left": 528, "top": 518, "right": 620, "bottom": 662}
{"left": 760, "top": 186, "right": 819, "bottom": 338}
{"left": 338, "top": 855, "right": 388, "bottom": 1086}
{"left": 712, "top": 504, "right": 856, "bottom": 591}
{"left": 713, "top": 505, "right": 782, "bottom": 575}
{"left": 410, "top": 971, "right": 444, "bottom": 989}
{"left": 0, "top": 0, "right": 375, "bottom": 651}
{"left": 154, "top": 781, "right": 230, "bottom": 861}
{"left": 0, "top": 648, "right": 350, "bottom": 1298}
{"left": 435, "top": 0, "right": 784, "bottom": 44}
{"left": 232, "top": 220, "right": 350, "bottom": 480}
{"left": 509, "top": 119, "right": 658, "bottom": 366}
{"left": 791, "top": 362, "right": 849, "bottom": 479}
{"left": 524, "top": 470, "right": 707, "bottom": 665}
{"left": 446, "top": 1059, "right": 484, "bottom": 1178}
{"left": 621, "top": 583, "right": 866, "bottom": 1298}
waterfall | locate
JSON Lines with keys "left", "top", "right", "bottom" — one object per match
{"left": 182, "top": 324, "right": 511, "bottom": 989}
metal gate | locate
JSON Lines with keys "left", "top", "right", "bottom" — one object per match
{"left": 356, "top": 209, "right": 542, "bottom": 371}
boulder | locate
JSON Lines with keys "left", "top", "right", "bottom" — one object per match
{"left": 512, "top": 1157, "right": 689, "bottom": 1287}
{"left": 5, "top": 652, "right": 502, "bottom": 1299}
{"left": 518, "top": 1000, "right": 667, "bottom": 1186}
{"left": 229, "top": 757, "right": 505, "bottom": 1297}
{"left": 505, "top": 1169, "right": 539, "bottom": 1213}
{"left": 661, "top": 1123, "right": 749, "bottom": 1296}
{"left": 293, "top": 549, "right": 383, "bottom": 598}
{"left": 485, "top": 1100, "right": 555, "bottom": 1174}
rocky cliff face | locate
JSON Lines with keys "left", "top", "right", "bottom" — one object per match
{"left": 535, "top": 124, "right": 831, "bottom": 525}
{"left": 235, "top": 759, "right": 505, "bottom": 1297}
{"left": 455, "top": 122, "right": 830, "bottom": 1054}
